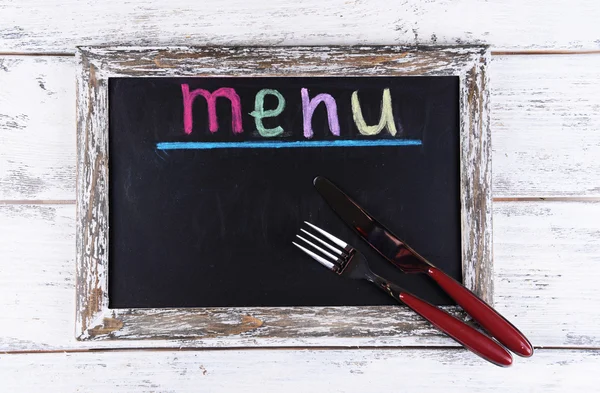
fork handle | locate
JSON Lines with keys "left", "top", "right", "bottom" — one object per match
{"left": 427, "top": 267, "right": 533, "bottom": 357}
{"left": 369, "top": 276, "right": 512, "bottom": 367}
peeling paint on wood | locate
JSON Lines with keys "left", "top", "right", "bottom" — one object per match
{"left": 75, "top": 45, "right": 493, "bottom": 341}
{"left": 0, "top": 56, "right": 75, "bottom": 200}
{"left": 490, "top": 54, "right": 600, "bottom": 197}
{"left": 1, "top": 0, "right": 600, "bottom": 53}
{"left": 493, "top": 202, "right": 600, "bottom": 346}
{"left": 1, "top": 349, "right": 599, "bottom": 391}
{"left": 88, "top": 317, "right": 124, "bottom": 337}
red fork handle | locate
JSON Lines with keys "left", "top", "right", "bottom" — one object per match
{"left": 427, "top": 267, "right": 533, "bottom": 357}
{"left": 398, "top": 291, "right": 513, "bottom": 367}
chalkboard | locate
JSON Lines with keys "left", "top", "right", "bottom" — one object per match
{"left": 76, "top": 46, "right": 492, "bottom": 341}
{"left": 107, "top": 75, "right": 461, "bottom": 308}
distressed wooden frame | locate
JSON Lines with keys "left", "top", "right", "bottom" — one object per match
{"left": 76, "top": 46, "right": 491, "bottom": 343}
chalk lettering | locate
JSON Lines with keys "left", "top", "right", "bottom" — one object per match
{"left": 249, "top": 89, "right": 286, "bottom": 137}
{"left": 181, "top": 84, "right": 243, "bottom": 134}
{"left": 351, "top": 88, "right": 398, "bottom": 136}
{"left": 301, "top": 88, "right": 340, "bottom": 139}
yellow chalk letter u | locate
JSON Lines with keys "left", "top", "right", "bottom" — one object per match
{"left": 351, "top": 88, "right": 398, "bottom": 136}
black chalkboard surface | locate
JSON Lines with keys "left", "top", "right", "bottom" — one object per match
{"left": 108, "top": 76, "right": 461, "bottom": 308}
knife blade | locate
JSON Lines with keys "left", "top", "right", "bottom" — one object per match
{"left": 313, "top": 175, "right": 534, "bottom": 358}
{"left": 313, "top": 175, "right": 432, "bottom": 274}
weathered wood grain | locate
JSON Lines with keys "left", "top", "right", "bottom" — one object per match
{"left": 0, "top": 205, "right": 75, "bottom": 351}
{"left": 493, "top": 202, "right": 600, "bottom": 347}
{"left": 0, "top": 56, "right": 75, "bottom": 200}
{"left": 75, "top": 45, "right": 493, "bottom": 341}
{"left": 1, "top": 0, "right": 600, "bottom": 52}
{"left": 3, "top": 54, "right": 600, "bottom": 201}
{"left": 491, "top": 54, "right": 600, "bottom": 197}
{"left": 1, "top": 201, "right": 598, "bottom": 351}
{"left": 1, "top": 349, "right": 599, "bottom": 392}
{"left": 78, "top": 45, "right": 488, "bottom": 77}
{"left": 75, "top": 48, "right": 110, "bottom": 341}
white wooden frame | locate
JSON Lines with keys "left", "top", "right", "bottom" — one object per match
{"left": 75, "top": 45, "right": 491, "bottom": 341}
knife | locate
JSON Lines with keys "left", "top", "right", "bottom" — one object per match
{"left": 314, "top": 175, "right": 533, "bottom": 357}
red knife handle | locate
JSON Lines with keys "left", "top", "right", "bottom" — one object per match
{"left": 427, "top": 267, "right": 533, "bottom": 357}
{"left": 399, "top": 291, "right": 512, "bottom": 367}
{"left": 369, "top": 273, "right": 511, "bottom": 366}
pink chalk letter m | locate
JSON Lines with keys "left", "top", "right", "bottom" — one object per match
{"left": 181, "top": 84, "right": 243, "bottom": 134}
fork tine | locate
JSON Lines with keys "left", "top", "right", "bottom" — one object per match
{"left": 300, "top": 228, "right": 343, "bottom": 256}
{"left": 304, "top": 221, "right": 348, "bottom": 248}
{"left": 292, "top": 242, "right": 336, "bottom": 270}
{"left": 295, "top": 234, "right": 340, "bottom": 262}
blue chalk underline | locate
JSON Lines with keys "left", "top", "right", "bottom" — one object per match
{"left": 156, "top": 139, "right": 422, "bottom": 150}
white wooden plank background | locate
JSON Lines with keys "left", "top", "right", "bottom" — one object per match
{"left": 0, "top": 56, "right": 74, "bottom": 201}
{"left": 1, "top": 201, "right": 598, "bottom": 351}
{"left": 2, "top": 349, "right": 599, "bottom": 392}
{"left": 491, "top": 54, "right": 600, "bottom": 197}
{"left": 1, "top": 0, "right": 600, "bottom": 53}
{"left": 2, "top": 2, "right": 600, "bottom": 387}
{"left": 2, "top": 54, "right": 600, "bottom": 202}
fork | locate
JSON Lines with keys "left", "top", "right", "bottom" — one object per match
{"left": 293, "top": 221, "right": 513, "bottom": 367}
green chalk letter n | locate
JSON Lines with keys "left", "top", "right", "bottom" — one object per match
{"left": 351, "top": 88, "right": 398, "bottom": 136}
{"left": 250, "top": 89, "right": 286, "bottom": 137}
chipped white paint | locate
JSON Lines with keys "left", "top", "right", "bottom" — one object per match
{"left": 3, "top": 54, "right": 600, "bottom": 202}
{"left": 1, "top": 201, "right": 599, "bottom": 351}
{"left": 491, "top": 54, "right": 600, "bottom": 197}
{"left": 1, "top": 349, "right": 599, "bottom": 392}
{"left": 80, "top": 45, "right": 487, "bottom": 77}
{"left": 1, "top": 0, "right": 600, "bottom": 53}
{"left": 0, "top": 56, "right": 75, "bottom": 200}
{"left": 493, "top": 202, "right": 600, "bottom": 347}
